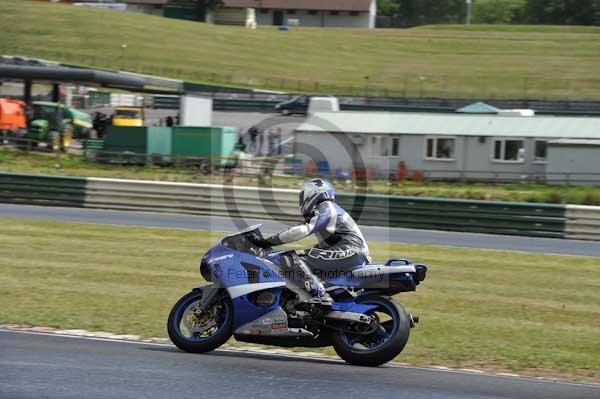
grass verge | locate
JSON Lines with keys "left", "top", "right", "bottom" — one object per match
{"left": 1, "top": 148, "right": 600, "bottom": 205}
{"left": 1, "top": 218, "right": 599, "bottom": 382}
{"left": 1, "top": 0, "right": 600, "bottom": 99}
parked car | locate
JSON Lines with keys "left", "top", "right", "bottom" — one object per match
{"left": 275, "top": 95, "right": 338, "bottom": 115}
{"left": 275, "top": 95, "right": 309, "bottom": 115}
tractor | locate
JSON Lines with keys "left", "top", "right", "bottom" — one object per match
{"left": 23, "top": 101, "right": 93, "bottom": 151}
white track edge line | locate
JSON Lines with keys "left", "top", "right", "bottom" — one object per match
{"left": 2, "top": 328, "right": 598, "bottom": 389}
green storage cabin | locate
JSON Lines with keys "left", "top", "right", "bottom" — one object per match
{"left": 103, "top": 126, "right": 172, "bottom": 162}
{"left": 171, "top": 126, "right": 238, "bottom": 165}
{"left": 101, "top": 126, "right": 237, "bottom": 165}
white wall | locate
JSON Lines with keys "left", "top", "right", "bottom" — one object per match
{"left": 253, "top": 9, "right": 373, "bottom": 28}
{"left": 213, "top": 8, "right": 246, "bottom": 25}
{"left": 546, "top": 145, "right": 600, "bottom": 185}
{"left": 293, "top": 131, "right": 357, "bottom": 172}
{"left": 322, "top": 11, "right": 373, "bottom": 28}
{"left": 547, "top": 146, "right": 600, "bottom": 174}
{"left": 295, "top": 131, "right": 552, "bottom": 180}
{"left": 125, "top": 4, "right": 163, "bottom": 16}
{"left": 180, "top": 95, "right": 212, "bottom": 126}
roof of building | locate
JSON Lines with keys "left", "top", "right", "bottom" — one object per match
{"left": 456, "top": 101, "right": 501, "bottom": 114}
{"left": 296, "top": 111, "right": 600, "bottom": 139}
{"left": 221, "top": 0, "right": 373, "bottom": 11}
{"left": 123, "top": 0, "right": 168, "bottom": 4}
{"left": 548, "top": 139, "right": 600, "bottom": 146}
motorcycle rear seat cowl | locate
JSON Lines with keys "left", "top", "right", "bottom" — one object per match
{"left": 351, "top": 260, "right": 416, "bottom": 278}
{"left": 353, "top": 259, "right": 427, "bottom": 282}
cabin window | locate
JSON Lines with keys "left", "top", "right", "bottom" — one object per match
{"left": 425, "top": 137, "right": 455, "bottom": 160}
{"left": 391, "top": 137, "right": 400, "bottom": 156}
{"left": 350, "top": 11, "right": 360, "bottom": 16}
{"left": 534, "top": 140, "right": 547, "bottom": 162}
{"left": 330, "top": 11, "right": 339, "bottom": 15}
{"left": 309, "top": 10, "right": 318, "bottom": 15}
{"left": 493, "top": 139, "right": 525, "bottom": 162}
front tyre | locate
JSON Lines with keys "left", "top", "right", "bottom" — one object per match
{"left": 167, "top": 288, "right": 233, "bottom": 353}
{"left": 331, "top": 295, "right": 411, "bottom": 367}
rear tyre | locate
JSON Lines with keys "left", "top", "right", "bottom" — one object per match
{"left": 167, "top": 288, "right": 233, "bottom": 353}
{"left": 331, "top": 295, "right": 410, "bottom": 367}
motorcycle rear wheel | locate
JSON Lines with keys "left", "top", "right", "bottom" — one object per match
{"left": 167, "top": 288, "right": 233, "bottom": 353}
{"left": 331, "top": 295, "right": 410, "bottom": 367}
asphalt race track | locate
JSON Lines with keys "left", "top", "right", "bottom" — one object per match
{"left": 2, "top": 205, "right": 600, "bottom": 398}
{"left": 1, "top": 330, "right": 598, "bottom": 399}
{"left": 2, "top": 203, "right": 600, "bottom": 256}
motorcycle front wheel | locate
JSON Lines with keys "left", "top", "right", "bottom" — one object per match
{"left": 167, "top": 288, "right": 233, "bottom": 353}
{"left": 331, "top": 295, "right": 411, "bottom": 367}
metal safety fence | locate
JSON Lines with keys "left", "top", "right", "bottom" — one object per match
{"left": 0, "top": 172, "right": 589, "bottom": 240}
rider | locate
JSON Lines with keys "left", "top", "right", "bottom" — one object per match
{"left": 256, "top": 178, "right": 371, "bottom": 307}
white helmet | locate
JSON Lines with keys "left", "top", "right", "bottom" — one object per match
{"left": 299, "top": 179, "right": 335, "bottom": 219}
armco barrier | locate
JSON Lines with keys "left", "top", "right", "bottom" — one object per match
{"left": 210, "top": 99, "right": 455, "bottom": 113}
{"left": 0, "top": 172, "right": 586, "bottom": 239}
{"left": 206, "top": 98, "right": 600, "bottom": 117}
{"left": 213, "top": 98, "right": 279, "bottom": 112}
{"left": 335, "top": 193, "right": 567, "bottom": 238}
{"left": 0, "top": 173, "right": 299, "bottom": 221}
{"left": 565, "top": 205, "right": 600, "bottom": 241}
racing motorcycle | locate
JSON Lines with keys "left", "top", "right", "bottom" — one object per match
{"left": 167, "top": 225, "right": 427, "bottom": 366}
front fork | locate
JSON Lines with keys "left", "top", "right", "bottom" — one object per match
{"left": 192, "top": 283, "right": 222, "bottom": 311}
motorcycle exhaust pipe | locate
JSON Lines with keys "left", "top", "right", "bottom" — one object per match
{"left": 325, "top": 311, "right": 372, "bottom": 324}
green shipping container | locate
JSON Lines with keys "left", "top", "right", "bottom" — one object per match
{"left": 171, "top": 126, "right": 237, "bottom": 165}
{"left": 101, "top": 126, "right": 236, "bottom": 165}
{"left": 103, "top": 126, "right": 172, "bottom": 162}
{"left": 103, "top": 127, "right": 147, "bottom": 154}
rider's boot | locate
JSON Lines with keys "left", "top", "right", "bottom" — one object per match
{"left": 297, "top": 278, "right": 333, "bottom": 310}
{"left": 289, "top": 254, "right": 333, "bottom": 310}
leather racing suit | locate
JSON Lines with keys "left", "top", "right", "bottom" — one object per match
{"left": 264, "top": 200, "right": 371, "bottom": 301}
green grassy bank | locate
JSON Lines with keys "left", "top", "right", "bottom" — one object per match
{"left": 1, "top": 219, "right": 598, "bottom": 382}
{"left": 2, "top": 0, "right": 600, "bottom": 99}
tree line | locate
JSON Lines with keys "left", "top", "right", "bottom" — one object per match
{"left": 377, "top": 0, "right": 600, "bottom": 27}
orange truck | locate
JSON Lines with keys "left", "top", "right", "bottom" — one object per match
{"left": 0, "top": 98, "right": 26, "bottom": 134}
